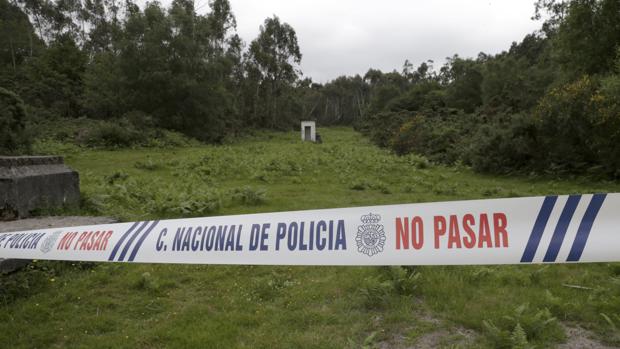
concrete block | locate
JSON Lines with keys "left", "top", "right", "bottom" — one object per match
{"left": 0, "top": 156, "right": 80, "bottom": 220}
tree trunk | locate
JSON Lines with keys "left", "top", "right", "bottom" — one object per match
{"left": 9, "top": 38, "right": 16, "bottom": 72}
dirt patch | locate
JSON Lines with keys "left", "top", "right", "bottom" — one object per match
{"left": 410, "top": 326, "right": 477, "bottom": 348}
{"left": 377, "top": 312, "right": 619, "bottom": 348}
{"left": 558, "top": 324, "right": 619, "bottom": 349}
{"left": 0, "top": 216, "right": 117, "bottom": 233}
{"left": 378, "top": 309, "right": 477, "bottom": 349}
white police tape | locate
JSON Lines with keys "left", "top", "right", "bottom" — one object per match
{"left": 0, "top": 194, "right": 618, "bottom": 265}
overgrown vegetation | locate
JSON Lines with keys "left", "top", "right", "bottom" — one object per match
{"left": 2, "top": 128, "right": 620, "bottom": 348}
{"left": 2, "top": 0, "right": 620, "bottom": 347}
{"left": 3, "top": 0, "right": 620, "bottom": 180}
{"left": 352, "top": 0, "right": 620, "bottom": 178}
{"left": 0, "top": 0, "right": 306, "bottom": 148}
{"left": 0, "top": 87, "right": 30, "bottom": 154}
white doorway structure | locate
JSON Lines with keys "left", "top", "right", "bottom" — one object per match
{"left": 301, "top": 121, "right": 316, "bottom": 142}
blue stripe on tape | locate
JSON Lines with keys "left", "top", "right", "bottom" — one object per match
{"left": 118, "top": 221, "right": 150, "bottom": 262}
{"left": 108, "top": 221, "right": 140, "bottom": 261}
{"left": 543, "top": 195, "right": 581, "bottom": 262}
{"left": 128, "top": 220, "right": 160, "bottom": 262}
{"left": 521, "top": 196, "right": 558, "bottom": 263}
{"left": 567, "top": 194, "right": 607, "bottom": 262}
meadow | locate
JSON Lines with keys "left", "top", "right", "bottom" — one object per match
{"left": 2, "top": 127, "right": 620, "bottom": 348}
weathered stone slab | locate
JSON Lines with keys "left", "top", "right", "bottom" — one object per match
{"left": 0, "top": 259, "right": 30, "bottom": 274}
{"left": 0, "top": 156, "right": 80, "bottom": 220}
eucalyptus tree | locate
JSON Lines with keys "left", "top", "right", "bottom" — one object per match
{"left": 246, "top": 15, "right": 302, "bottom": 128}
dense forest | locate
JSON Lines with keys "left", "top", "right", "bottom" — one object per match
{"left": 1, "top": 0, "right": 620, "bottom": 177}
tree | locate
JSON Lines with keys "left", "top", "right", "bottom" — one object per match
{"left": 537, "top": 0, "right": 620, "bottom": 76}
{"left": 441, "top": 55, "right": 483, "bottom": 113}
{"left": 246, "top": 16, "right": 302, "bottom": 128}
{"left": 0, "top": 0, "right": 42, "bottom": 73}
{"left": 19, "top": 33, "right": 87, "bottom": 118}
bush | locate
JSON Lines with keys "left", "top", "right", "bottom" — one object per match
{"left": 89, "top": 176, "right": 222, "bottom": 219}
{"left": 381, "top": 73, "right": 620, "bottom": 177}
{"left": 359, "top": 111, "right": 408, "bottom": 147}
{"left": 30, "top": 117, "right": 198, "bottom": 151}
{"left": 593, "top": 72, "right": 620, "bottom": 176}
{"left": 463, "top": 113, "right": 538, "bottom": 174}
{"left": 231, "top": 186, "right": 267, "bottom": 206}
{"left": 531, "top": 74, "right": 620, "bottom": 176}
{"left": 389, "top": 111, "right": 475, "bottom": 165}
{"left": 80, "top": 121, "right": 147, "bottom": 148}
{"left": 533, "top": 76, "right": 600, "bottom": 173}
{"left": 358, "top": 266, "right": 420, "bottom": 309}
{"left": 482, "top": 304, "right": 564, "bottom": 348}
{"left": 0, "top": 87, "right": 31, "bottom": 154}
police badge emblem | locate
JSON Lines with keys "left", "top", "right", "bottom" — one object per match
{"left": 40, "top": 231, "right": 62, "bottom": 254}
{"left": 356, "top": 213, "right": 386, "bottom": 256}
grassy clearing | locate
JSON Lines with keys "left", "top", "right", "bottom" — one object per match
{"left": 2, "top": 127, "right": 620, "bottom": 348}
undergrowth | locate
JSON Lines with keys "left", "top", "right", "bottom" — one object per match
{"left": 4, "top": 127, "right": 620, "bottom": 348}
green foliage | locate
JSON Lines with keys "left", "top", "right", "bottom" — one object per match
{"left": 92, "top": 177, "right": 222, "bottom": 219}
{"left": 348, "top": 179, "right": 390, "bottom": 193}
{"left": 390, "top": 113, "right": 466, "bottom": 164}
{"left": 532, "top": 75, "right": 620, "bottom": 176}
{"left": 133, "top": 272, "right": 160, "bottom": 292}
{"left": 464, "top": 113, "right": 538, "bottom": 174}
{"left": 481, "top": 38, "right": 556, "bottom": 113}
{"left": 81, "top": 52, "right": 125, "bottom": 119}
{"left": 134, "top": 159, "right": 161, "bottom": 171}
{"left": 345, "top": 1, "right": 620, "bottom": 179}
{"left": 82, "top": 122, "right": 146, "bottom": 148}
{"left": 0, "top": 0, "right": 43, "bottom": 73}
{"left": 30, "top": 117, "right": 199, "bottom": 150}
{"left": 358, "top": 267, "right": 420, "bottom": 309}
{"left": 245, "top": 15, "right": 303, "bottom": 129}
{"left": 510, "top": 323, "right": 529, "bottom": 349}
{"left": 533, "top": 76, "right": 598, "bottom": 171}
{"left": 361, "top": 111, "right": 408, "bottom": 147}
{"left": 482, "top": 304, "right": 563, "bottom": 348}
{"left": 442, "top": 55, "right": 483, "bottom": 113}
{"left": 0, "top": 261, "right": 94, "bottom": 305}
{"left": 548, "top": 0, "right": 620, "bottom": 76}
{"left": 0, "top": 87, "right": 31, "bottom": 154}
{"left": 230, "top": 186, "right": 267, "bottom": 206}
{"left": 19, "top": 34, "right": 87, "bottom": 119}
{"left": 6, "top": 128, "right": 620, "bottom": 348}
{"left": 1, "top": 0, "right": 310, "bottom": 144}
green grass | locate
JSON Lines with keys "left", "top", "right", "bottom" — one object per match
{"left": 2, "top": 127, "right": 620, "bottom": 348}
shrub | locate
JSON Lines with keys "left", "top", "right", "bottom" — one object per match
{"left": 134, "top": 159, "right": 161, "bottom": 171}
{"left": 0, "top": 87, "right": 31, "bottom": 154}
{"left": 80, "top": 121, "right": 146, "bottom": 148}
{"left": 593, "top": 72, "right": 620, "bottom": 176}
{"left": 30, "top": 117, "right": 199, "bottom": 151}
{"left": 532, "top": 76, "right": 600, "bottom": 173}
{"left": 482, "top": 304, "right": 564, "bottom": 348}
{"left": 231, "top": 186, "right": 267, "bottom": 205}
{"left": 358, "top": 267, "right": 420, "bottom": 309}
{"left": 463, "top": 113, "right": 538, "bottom": 174}
{"left": 360, "top": 111, "right": 408, "bottom": 147}
{"left": 390, "top": 114, "right": 427, "bottom": 156}
{"left": 389, "top": 111, "right": 474, "bottom": 165}
{"left": 93, "top": 177, "right": 221, "bottom": 219}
